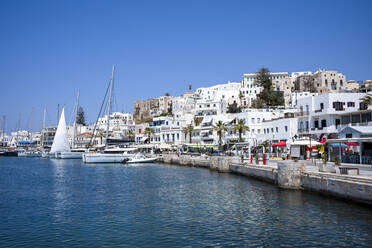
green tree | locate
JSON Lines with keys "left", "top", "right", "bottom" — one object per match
{"left": 227, "top": 102, "right": 241, "bottom": 113}
{"left": 255, "top": 67, "right": 285, "bottom": 107}
{"left": 213, "top": 121, "right": 227, "bottom": 150}
{"left": 76, "top": 106, "right": 86, "bottom": 125}
{"left": 97, "top": 131, "right": 105, "bottom": 145}
{"left": 251, "top": 98, "right": 265, "bottom": 109}
{"left": 126, "top": 129, "right": 135, "bottom": 139}
{"left": 145, "top": 127, "right": 155, "bottom": 143}
{"left": 234, "top": 119, "right": 249, "bottom": 142}
{"left": 183, "top": 124, "right": 195, "bottom": 143}
{"left": 193, "top": 116, "right": 203, "bottom": 126}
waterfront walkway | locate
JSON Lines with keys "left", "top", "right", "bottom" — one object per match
{"left": 158, "top": 154, "right": 372, "bottom": 205}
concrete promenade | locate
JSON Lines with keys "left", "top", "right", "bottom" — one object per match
{"left": 157, "top": 154, "right": 372, "bottom": 205}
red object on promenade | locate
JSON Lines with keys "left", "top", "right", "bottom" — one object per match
{"left": 272, "top": 141, "right": 286, "bottom": 147}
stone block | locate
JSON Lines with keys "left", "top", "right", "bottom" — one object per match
{"left": 277, "top": 161, "right": 303, "bottom": 189}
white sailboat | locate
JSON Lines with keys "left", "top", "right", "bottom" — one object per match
{"left": 83, "top": 66, "right": 134, "bottom": 163}
{"left": 50, "top": 107, "right": 71, "bottom": 158}
{"left": 58, "top": 90, "right": 86, "bottom": 159}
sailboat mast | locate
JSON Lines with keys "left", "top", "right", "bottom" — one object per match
{"left": 105, "top": 66, "right": 115, "bottom": 150}
{"left": 42, "top": 108, "right": 46, "bottom": 148}
{"left": 2, "top": 116, "right": 5, "bottom": 142}
{"left": 72, "top": 90, "right": 80, "bottom": 149}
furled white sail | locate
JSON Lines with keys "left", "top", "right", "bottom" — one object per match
{"left": 51, "top": 107, "right": 71, "bottom": 153}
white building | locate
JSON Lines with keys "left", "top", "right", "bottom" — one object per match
{"left": 240, "top": 72, "right": 292, "bottom": 107}
{"left": 296, "top": 93, "right": 372, "bottom": 139}
{"left": 149, "top": 116, "right": 188, "bottom": 145}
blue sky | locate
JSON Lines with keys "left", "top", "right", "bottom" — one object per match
{"left": 0, "top": 0, "right": 371, "bottom": 131}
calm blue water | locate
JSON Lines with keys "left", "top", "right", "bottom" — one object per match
{"left": 0, "top": 157, "right": 371, "bottom": 247}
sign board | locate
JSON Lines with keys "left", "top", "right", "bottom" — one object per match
{"left": 291, "top": 145, "right": 300, "bottom": 158}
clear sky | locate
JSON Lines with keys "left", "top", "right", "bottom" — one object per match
{"left": 0, "top": 0, "right": 371, "bottom": 132}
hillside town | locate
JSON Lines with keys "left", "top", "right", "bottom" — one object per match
{"left": 1, "top": 68, "right": 372, "bottom": 164}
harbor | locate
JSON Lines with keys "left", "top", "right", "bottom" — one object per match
{"left": 0, "top": 157, "right": 371, "bottom": 247}
{"left": 158, "top": 154, "right": 372, "bottom": 205}
{"left": 1, "top": 0, "right": 372, "bottom": 247}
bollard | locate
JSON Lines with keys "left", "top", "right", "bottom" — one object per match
{"left": 263, "top": 154, "right": 266, "bottom": 165}
{"left": 250, "top": 154, "right": 253, "bottom": 164}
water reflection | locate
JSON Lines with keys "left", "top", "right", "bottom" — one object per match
{"left": 0, "top": 159, "right": 371, "bottom": 247}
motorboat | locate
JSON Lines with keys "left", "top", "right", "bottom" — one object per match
{"left": 56, "top": 148, "right": 86, "bottom": 159}
{"left": 82, "top": 147, "right": 136, "bottom": 163}
{"left": 125, "top": 153, "right": 157, "bottom": 164}
{"left": 17, "top": 150, "right": 42, "bottom": 157}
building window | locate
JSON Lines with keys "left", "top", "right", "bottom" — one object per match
{"left": 361, "top": 113, "right": 372, "bottom": 122}
{"left": 314, "top": 120, "right": 319, "bottom": 128}
{"left": 321, "top": 119, "right": 326, "bottom": 128}
{"left": 285, "top": 126, "right": 288, "bottom": 132}
{"left": 360, "top": 102, "right": 368, "bottom": 110}
{"left": 347, "top": 102, "right": 355, "bottom": 107}
{"left": 333, "top": 102, "right": 344, "bottom": 111}
{"left": 320, "top": 103, "right": 324, "bottom": 109}
{"left": 177, "top": 133, "right": 179, "bottom": 140}
{"left": 352, "top": 114, "right": 360, "bottom": 123}
{"left": 346, "top": 133, "right": 352, "bottom": 138}
{"left": 276, "top": 127, "right": 279, "bottom": 132}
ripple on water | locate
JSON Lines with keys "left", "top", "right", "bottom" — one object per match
{"left": 0, "top": 158, "right": 371, "bottom": 247}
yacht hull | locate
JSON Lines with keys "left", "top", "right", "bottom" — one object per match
{"left": 126, "top": 157, "right": 157, "bottom": 164}
{"left": 82, "top": 153, "right": 133, "bottom": 163}
{"left": 55, "top": 152, "right": 84, "bottom": 159}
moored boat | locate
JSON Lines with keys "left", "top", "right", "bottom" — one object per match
{"left": 125, "top": 153, "right": 157, "bottom": 164}
{"left": 49, "top": 107, "right": 71, "bottom": 158}
{"left": 57, "top": 148, "right": 86, "bottom": 159}
{"left": 82, "top": 148, "right": 136, "bottom": 163}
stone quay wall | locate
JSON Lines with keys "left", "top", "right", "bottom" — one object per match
{"left": 157, "top": 154, "right": 372, "bottom": 205}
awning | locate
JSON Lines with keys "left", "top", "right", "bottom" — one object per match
{"left": 346, "top": 142, "right": 360, "bottom": 146}
{"left": 135, "top": 144, "right": 156, "bottom": 148}
{"left": 330, "top": 143, "right": 349, "bottom": 148}
{"left": 290, "top": 140, "right": 321, "bottom": 146}
{"left": 272, "top": 141, "right": 286, "bottom": 147}
{"left": 157, "top": 143, "right": 172, "bottom": 149}
{"left": 18, "top": 140, "right": 37, "bottom": 144}
{"left": 187, "top": 144, "right": 218, "bottom": 149}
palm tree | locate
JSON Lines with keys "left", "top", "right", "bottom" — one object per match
{"left": 145, "top": 127, "right": 155, "bottom": 143}
{"left": 213, "top": 121, "right": 227, "bottom": 150}
{"left": 193, "top": 116, "right": 203, "bottom": 126}
{"left": 183, "top": 124, "right": 195, "bottom": 143}
{"left": 234, "top": 119, "right": 249, "bottom": 142}
{"left": 126, "top": 129, "right": 135, "bottom": 141}
{"left": 96, "top": 131, "right": 106, "bottom": 145}
{"left": 360, "top": 94, "right": 372, "bottom": 105}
